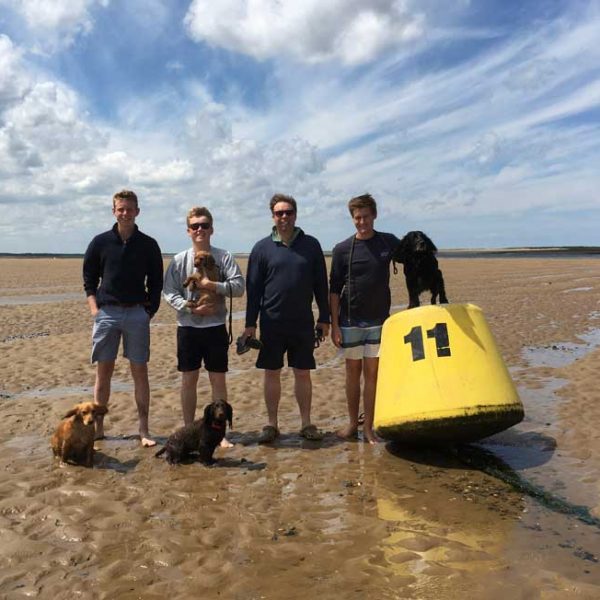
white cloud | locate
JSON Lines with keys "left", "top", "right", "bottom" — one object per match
{"left": 184, "top": 0, "right": 425, "bottom": 65}
{"left": 0, "top": 0, "right": 109, "bottom": 51}
{"left": 0, "top": 35, "right": 30, "bottom": 105}
{"left": 180, "top": 102, "right": 326, "bottom": 218}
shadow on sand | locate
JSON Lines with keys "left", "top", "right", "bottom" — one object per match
{"left": 386, "top": 430, "right": 600, "bottom": 529}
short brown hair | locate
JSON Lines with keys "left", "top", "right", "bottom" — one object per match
{"left": 113, "top": 189, "right": 138, "bottom": 208}
{"left": 187, "top": 206, "right": 213, "bottom": 227}
{"left": 348, "top": 193, "right": 377, "bottom": 218}
{"left": 269, "top": 193, "right": 297, "bottom": 213}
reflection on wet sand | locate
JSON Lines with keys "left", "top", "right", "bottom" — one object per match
{"left": 374, "top": 444, "right": 523, "bottom": 595}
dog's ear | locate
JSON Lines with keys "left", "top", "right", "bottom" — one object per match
{"left": 63, "top": 408, "right": 79, "bottom": 419}
{"left": 394, "top": 233, "right": 414, "bottom": 260}
{"left": 423, "top": 233, "right": 437, "bottom": 253}
{"left": 392, "top": 239, "right": 405, "bottom": 263}
{"left": 203, "top": 403, "right": 213, "bottom": 424}
{"left": 226, "top": 402, "right": 233, "bottom": 428}
{"left": 93, "top": 404, "right": 108, "bottom": 416}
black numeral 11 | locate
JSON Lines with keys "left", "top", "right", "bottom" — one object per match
{"left": 403, "top": 323, "right": 451, "bottom": 362}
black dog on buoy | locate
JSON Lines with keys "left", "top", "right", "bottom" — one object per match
{"left": 155, "top": 399, "right": 233, "bottom": 465}
{"left": 394, "top": 231, "right": 448, "bottom": 309}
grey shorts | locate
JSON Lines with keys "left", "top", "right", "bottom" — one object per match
{"left": 91, "top": 305, "right": 150, "bottom": 364}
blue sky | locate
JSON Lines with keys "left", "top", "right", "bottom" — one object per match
{"left": 0, "top": 0, "right": 599, "bottom": 253}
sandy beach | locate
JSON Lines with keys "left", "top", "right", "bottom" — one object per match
{"left": 1, "top": 256, "right": 600, "bottom": 599}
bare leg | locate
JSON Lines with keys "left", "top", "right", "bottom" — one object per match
{"left": 362, "top": 357, "right": 380, "bottom": 444}
{"left": 94, "top": 360, "right": 115, "bottom": 439}
{"left": 130, "top": 361, "right": 155, "bottom": 447}
{"left": 337, "top": 359, "right": 362, "bottom": 439}
{"left": 181, "top": 369, "right": 200, "bottom": 426}
{"left": 208, "top": 371, "right": 233, "bottom": 448}
{"left": 293, "top": 368, "right": 313, "bottom": 430}
{"left": 264, "top": 369, "right": 281, "bottom": 430}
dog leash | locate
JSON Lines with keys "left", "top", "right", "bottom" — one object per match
{"left": 227, "top": 281, "right": 233, "bottom": 345}
{"left": 346, "top": 234, "right": 356, "bottom": 326}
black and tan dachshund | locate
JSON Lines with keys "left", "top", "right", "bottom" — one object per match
{"left": 394, "top": 231, "right": 448, "bottom": 309}
{"left": 155, "top": 399, "right": 233, "bottom": 465}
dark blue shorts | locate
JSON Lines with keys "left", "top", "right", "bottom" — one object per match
{"left": 256, "top": 323, "right": 315, "bottom": 370}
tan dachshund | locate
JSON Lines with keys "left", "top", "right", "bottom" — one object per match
{"left": 183, "top": 250, "right": 220, "bottom": 311}
{"left": 51, "top": 402, "right": 108, "bottom": 467}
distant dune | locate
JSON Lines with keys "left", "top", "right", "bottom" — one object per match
{"left": 1, "top": 246, "right": 599, "bottom": 259}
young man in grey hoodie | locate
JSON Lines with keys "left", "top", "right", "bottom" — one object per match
{"left": 163, "top": 207, "right": 245, "bottom": 447}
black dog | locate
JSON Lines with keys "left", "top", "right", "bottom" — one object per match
{"left": 394, "top": 231, "right": 448, "bottom": 309}
{"left": 155, "top": 399, "right": 233, "bottom": 465}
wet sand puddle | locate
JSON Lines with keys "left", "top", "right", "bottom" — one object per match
{"left": 0, "top": 293, "right": 83, "bottom": 306}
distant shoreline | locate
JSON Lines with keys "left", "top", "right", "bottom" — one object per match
{"left": 1, "top": 247, "right": 600, "bottom": 259}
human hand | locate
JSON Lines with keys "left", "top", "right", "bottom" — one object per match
{"left": 317, "top": 322, "right": 330, "bottom": 339}
{"left": 197, "top": 276, "right": 213, "bottom": 290}
{"left": 243, "top": 326, "right": 257, "bottom": 340}
{"left": 191, "top": 304, "right": 216, "bottom": 316}
{"left": 330, "top": 324, "right": 342, "bottom": 348}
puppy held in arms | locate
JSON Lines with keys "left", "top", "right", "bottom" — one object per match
{"left": 183, "top": 250, "right": 220, "bottom": 311}
{"left": 51, "top": 402, "right": 108, "bottom": 467}
{"left": 394, "top": 231, "right": 449, "bottom": 309}
{"left": 155, "top": 399, "right": 233, "bottom": 465}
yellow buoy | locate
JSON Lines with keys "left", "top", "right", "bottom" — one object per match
{"left": 374, "top": 303, "right": 523, "bottom": 443}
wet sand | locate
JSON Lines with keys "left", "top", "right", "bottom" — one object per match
{"left": 1, "top": 256, "right": 600, "bottom": 599}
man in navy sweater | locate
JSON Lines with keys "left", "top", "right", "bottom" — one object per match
{"left": 83, "top": 190, "right": 163, "bottom": 447}
{"left": 244, "top": 194, "right": 330, "bottom": 443}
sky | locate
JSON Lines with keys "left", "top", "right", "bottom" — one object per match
{"left": 0, "top": 0, "right": 599, "bottom": 253}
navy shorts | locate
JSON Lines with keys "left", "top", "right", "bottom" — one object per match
{"left": 177, "top": 325, "right": 229, "bottom": 373}
{"left": 256, "top": 323, "right": 315, "bottom": 370}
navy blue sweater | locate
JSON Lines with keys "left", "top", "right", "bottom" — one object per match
{"left": 83, "top": 224, "right": 163, "bottom": 316}
{"left": 245, "top": 229, "right": 330, "bottom": 328}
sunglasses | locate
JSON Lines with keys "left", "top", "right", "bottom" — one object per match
{"left": 273, "top": 209, "right": 295, "bottom": 217}
{"left": 188, "top": 222, "right": 211, "bottom": 231}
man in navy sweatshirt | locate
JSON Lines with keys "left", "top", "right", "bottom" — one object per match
{"left": 83, "top": 189, "right": 163, "bottom": 447}
{"left": 244, "top": 194, "right": 330, "bottom": 443}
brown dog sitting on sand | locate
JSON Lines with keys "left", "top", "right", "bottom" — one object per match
{"left": 183, "top": 250, "right": 220, "bottom": 311}
{"left": 51, "top": 402, "right": 108, "bottom": 467}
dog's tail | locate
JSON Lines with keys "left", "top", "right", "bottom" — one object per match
{"left": 154, "top": 446, "right": 166, "bottom": 458}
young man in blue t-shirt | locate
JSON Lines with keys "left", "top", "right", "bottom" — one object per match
{"left": 330, "top": 194, "right": 401, "bottom": 444}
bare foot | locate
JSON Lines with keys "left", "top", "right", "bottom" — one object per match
{"left": 336, "top": 424, "right": 359, "bottom": 440}
{"left": 94, "top": 426, "right": 105, "bottom": 441}
{"left": 220, "top": 437, "right": 234, "bottom": 448}
{"left": 363, "top": 429, "right": 380, "bottom": 445}
{"left": 141, "top": 436, "right": 156, "bottom": 448}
